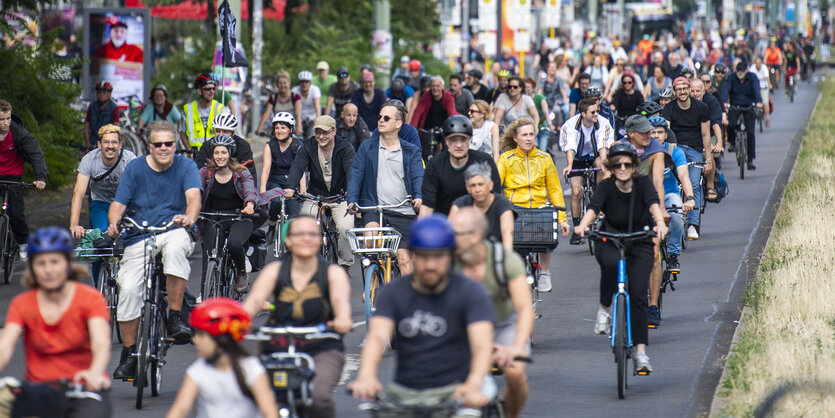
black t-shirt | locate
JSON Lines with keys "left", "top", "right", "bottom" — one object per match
{"left": 425, "top": 98, "right": 447, "bottom": 130}
{"left": 327, "top": 81, "right": 358, "bottom": 115}
{"left": 661, "top": 100, "right": 710, "bottom": 151}
{"left": 374, "top": 272, "right": 495, "bottom": 389}
{"left": 422, "top": 151, "right": 502, "bottom": 215}
{"left": 588, "top": 176, "right": 659, "bottom": 234}
{"left": 466, "top": 83, "right": 490, "bottom": 102}
{"left": 611, "top": 90, "right": 644, "bottom": 118}
{"left": 207, "top": 178, "right": 243, "bottom": 211}
{"left": 451, "top": 193, "right": 515, "bottom": 243}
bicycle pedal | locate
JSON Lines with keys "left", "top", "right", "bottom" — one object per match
{"left": 636, "top": 370, "right": 650, "bottom": 376}
{"left": 647, "top": 324, "right": 658, "bottom": 329}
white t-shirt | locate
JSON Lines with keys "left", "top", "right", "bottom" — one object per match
{"left": 470, "top": 119, "right": 495, "bottom": 155}
{"left": 559, "top": 113, "right": 615, "bottom": 156}
{"left": 292, "top": 85, "right": 322, "bottom": 123}
{"left": 749, "top": 64, "right": 770, "bottom": 90}
{"left": 187, "top": 356, "right": 266, "bottom": 418}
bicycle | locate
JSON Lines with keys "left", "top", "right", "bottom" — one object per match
{"left": 681, "top": 161, "right": 705, "bottom": 250}
{"left": 246, "top": 324, "right": 341, "bottom": 418}
{"left": 417, "top": 126, "right": 444, "bottom": 161}
{"left": 566, "top": 166, "right": 601, "bottom": 255}
{"left": 657, "top": 206, "right": 685, "bottom": 321}
{"left": 0, "top": 377, "right": 110, "bottom": 416}
{"left": 295, "top": 192, "right": 347, "bottom": 265}
{"left": 116, "top": 95, "right": 146, "bottom": 156}
{"left": 119, "top": 216, "right": 176, "bottom": 409}
{"left": 729, "top": 105, "right": 756, "bottom": 180}
{"left": 787, "top": 71, "right": 797, "bottom": 102}
{"left": 75, "top": 234, "right": 123, "bottom": 343}
{"left": 0, "top": 180, "right": 35, "bottom": 284}
{"left": 271, "top": 195, "right": 290, "bottom": 258}
{"left": 198, "top": 211, "right": 254, "bottom": 302}
{"left": 756, "top": 105, "right": 765, "bottom": 133}
{"left": 348, "top": 197, "right": 412, "bottom": 328}
{"left": 588, "top": 227, "right": 656, "bottom": 399}
{"left": 481, "top": 356, "right": 533, "bottom": 418}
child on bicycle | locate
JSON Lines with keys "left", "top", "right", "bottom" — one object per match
{"left": 167, "top": 297, "right": 278, "bottom": 418}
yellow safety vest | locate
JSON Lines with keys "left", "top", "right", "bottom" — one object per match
{"left": 184, "top": 100, "right": 224, "bottom": 149}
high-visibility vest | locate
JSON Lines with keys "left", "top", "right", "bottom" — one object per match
{"left": 184, "top": 100, "right": 224, "bottom": 148}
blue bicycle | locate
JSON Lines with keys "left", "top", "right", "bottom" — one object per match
{"left": 588, "top": 227, "right": 655, "bottom": 399}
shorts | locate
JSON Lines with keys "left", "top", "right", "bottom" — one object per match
{"left": 494, "top": 314, "right": 531, "bottom": 354}
{"left": 116, "top": 228, "right": 194, "bottom": 321}
{"left": 567, "top": 159, "right": 596, "bottom": 179}
{"left": 362, "top": 210, "right": 416, "bottom": 250}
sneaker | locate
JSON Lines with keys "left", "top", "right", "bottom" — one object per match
{"left": 666, "top": 254, "right": 680, "bottom": 273}
{"left": 594, "top": 309, "right": 611, "bottom": 335}
{"left": 635, "top": 352, "right": 653, "bottom": 374}
{"left": 113, "top": 346, "right": 137, "bottom": 380}
{"left": 687, "top": 225, "right": 700, "bottom": 240}
{"left": 18, "top": 244, "right": 27, "bottom": 261}
{"left": 648, "top": 305, "right": 661, "bottom": 328}
{"left": 537, "top": 273, "right": 552, "bottom": 293}
{"left": 727, "top": 143, "right": 736, "bottom": 153}
{"left": 569, "top": 233, "right": 583, "bottom": 245}
{"left": 747, "top": 163, "right": 756, "bottom": 170}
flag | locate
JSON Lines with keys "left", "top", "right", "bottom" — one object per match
{"left": 218, "top": 0, "right": 249, "bottom": 68}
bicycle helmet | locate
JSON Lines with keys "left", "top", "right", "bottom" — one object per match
{"left": 608, "top": 141, "right": 639, "bottom": 162}
{"left": 468, "top": 69, "right": 483, "bottom": 80}
{"left": 390, "top": 78, "right": 406, "bottom": 98}
{"left": 207, "top": 134, "right": 237, "bottom": 155}
{"left": 212, "top": 113, "right": 239, "bottom": 132}
{"left": 409, "top": 59, "right": 422, "bottom": 71}
{"left": 647, "top": 115, "right": 668, "bottom": 128}
{"left": 659, "top": 85, "right": 675, "bottom": 99}
{"left": 637, "top": 101, "right": 663, "bottom": 116}
{"left": 298, "top": 70, "right": 313, "bottom": 82}
{"left": 27, "top": 227, "right": 73, "bottom": 258}
{"left": 272, "top": 111, "right": 296, "bottom": 128}
{"left": 408, "top": 216, "right": 456, "bottom": 251}
{"left": 94, "top": 81, "right": 113, "bottom": 92}
{"left": 713, "top": 63, "right": 727, "bottom": 74}
{"left": 150, "top": 83, "right": 168, "bottom": 97}
{"left": 190, "top": 297, "right": 251, "bottom": 342}
{"left": 497, "top": 69, "right": 511, "bottom": 78}
{"left": 442, "top": 115, "right": 473, "bottom": 138}
{"left": 584, "top": 85, "right": 602, "bottom": 98}
{"left": 194, "top": 73, "right": 218, "bottom": 90}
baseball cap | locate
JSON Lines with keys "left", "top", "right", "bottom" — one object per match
{"left": 105, "top": 15, "right": 127, "bottom": 29}
{"left": 672, "top": 76, "right": 690, "bottom": 89}
{"left": 314, "top": 115, "right": 336, "bottom": 131}
{"left": 625, "top": 115, "right": 653, "bottom": 133}
{"left": 316, "top": 61, "right": 329, "bottom": 71}
{"left": 401, "top": 56, "right": 410, "bottom": 63}
{"left": 336, "top": 67, "right": 349, "bottom": 78}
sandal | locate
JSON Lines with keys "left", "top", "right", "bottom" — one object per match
{"left": 705, "top": 188, "right": 719, "bottom": 202}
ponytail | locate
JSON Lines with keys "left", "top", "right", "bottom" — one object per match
{"left": 212, "top": 334, "right": 255, "bottom": 400}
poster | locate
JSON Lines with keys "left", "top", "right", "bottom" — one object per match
{"left": 83, "top": 8, "right": 150, "bottom": 102}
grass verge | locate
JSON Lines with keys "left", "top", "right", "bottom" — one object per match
{"left": 718, "top": 78, "right": 835, "bottom": 416}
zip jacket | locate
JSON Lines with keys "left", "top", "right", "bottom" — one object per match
{"left": 497, "top": 146, "right": 567, "bottom": 223}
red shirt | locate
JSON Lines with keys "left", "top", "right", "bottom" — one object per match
{"left": 6, "top": 283, "right": 109, "bottom": 383}
{"left": 93, "top": 41, "right": 143, "bottom": 63}
{"left": 0, "top": 131, "right": 24, "bottom": 177}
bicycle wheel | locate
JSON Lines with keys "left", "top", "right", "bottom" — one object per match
{"left": 151, "top": 303, "right": 167, "bottom": 397}
{"left": 120, "top": 127, "right": 146, "bottom": 156}
{"left": 759, "top": 111, "right": 764, "bottom": 133}
{"left": 737, "top": 131, "right": 746, "bottom": 180}
{"left": 100, "top": 266, "right": 122, "bottom": 343}
{"left": 274, "top": 217, "right": 288, "bottom": 258}
{"left": 135, "top": 301, "right": 152, "bottom": 409}
{"left": 0, "top": 216, "right": 13, "bottom": 285}
{"left": 363, "top": 264, "right": 384, "bottom": 328}
{"left": 202, "top": 260, "right": 220, "bottom": 301}
{"left": 615, "top": 293, "right": 628, "bottom": 399}
{"left": 220, "top": 254, "right": 236, "bottom": 298}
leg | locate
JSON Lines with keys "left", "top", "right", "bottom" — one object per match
{"left": 159, "top": 228, "right": 195, "bottom": 312}
{"left": 503, "top": 362, "right": 529, "bottom": 418}
{"left": 5, "top": 184, "right": 28, "bottom": 245}
{"left": 593, "top": 241, "right": 619, "bottom": 309}
{"left": 569, "top": 175, "right": 583, "bottom": 221}
{"left": 330, "top": 202, "right": 355, "bottom": 267}
{"left": 626, "top": 243, "right": 654, "bottom": 349}
{"left": 665, "top": 194, "right": 683, "bottom": 256}
{"left": 682, "top": 147, "right": 704, "bottom": 227}
{"left": 383, "top": 212, "right": 416, "bottom": 275}
{"left": 396, "top": 249, "right": 412, "bottom": 275}
{"left": 745, "top": 110, "right": 757, "bottom": 163}
{"left": 726, "top": 110, "right": 739, "bottom": 148}
{"left": 226, "top": 220, "right": 254, "bottom": 271}
{"left": 113, "top": 239, "right": 146, "bottom": 378}
{"left": 648, "top": 238, "right": 661, "bottom": 307}
{"left": 307, "top": 350, "right": 345, "bottom": 418}
{"left": 89, "top": 200, "right": 111, "bottom": 285}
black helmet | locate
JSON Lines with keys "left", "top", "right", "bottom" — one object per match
{"left": 608, "top": 141, "right": 638, "bottom": 162}
{"left": 467, "top": 69, "right": 483, "bottom": 80}
{"left": 391, "top": 78, "right": 405, "bottom": 97}
{"left": 442, "top": 115, "right": 473, "bottom": 138}
{"left": 637, "top": 101, "right": 663, "bottom": 116}
{"left": 714, "top": 63, "right": 727, "bottom": 73}
{"left": 194, "top": 73, "right": 218, "bottom": 90}
{"left": 584, "top": 85, "right": 602, "bottom": 98}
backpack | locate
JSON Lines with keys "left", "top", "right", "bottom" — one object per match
{"left": 492, "top": 241, "right": 510, "bottom": 296}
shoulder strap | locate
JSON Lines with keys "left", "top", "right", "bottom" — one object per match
{"left": 492, "top": 241, "right": 509, "bottom": 295}
{"left": 91, "top": 149, "right": 124, "bottom": 182}
{"left": 273, "top": 257, "right": 292, "bottom": 300}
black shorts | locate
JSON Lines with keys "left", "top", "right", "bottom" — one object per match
{"left": 362, "top": 210, "right": 416, "bottom": 249}
{"left": 567, "top": 159, "right": 596, "bottom": 178}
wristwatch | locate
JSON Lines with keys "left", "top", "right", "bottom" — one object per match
{"left": 685, "top": 196, "right": 695, "bottom": 202}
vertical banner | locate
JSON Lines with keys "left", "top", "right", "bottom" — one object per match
{"left": 83, "top": 8, "right": 150, "bottom": 103}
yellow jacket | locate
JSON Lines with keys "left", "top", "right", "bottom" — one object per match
{"left": 498, "top": 147, "right": 567, "bottom": 223}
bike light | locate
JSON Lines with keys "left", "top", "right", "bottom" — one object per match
{"left": 526, "top": 276, "right": 534, "bottom": 285}
{"left": 362, "top": 258, "right": 371, "bottom": 267}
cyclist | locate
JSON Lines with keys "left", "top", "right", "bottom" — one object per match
{"left": 609, "top": 72, "right": 645, "bottom": 131}
{"left": 198, "top": 135, "right": 258, "bottom": 293}
{"left": 419, "top": 115, "right": 501, "bottom": 217}
{"left": 568, "top": 73, "right": 591, "bottom": 117}
{"left": 450, "top": 207, "right": 532, "bottom": 418}
{"left": 244, "top": 216, "right": 352, "bottom": 418}
{"left": 335, "top": 103, "right": 371, "bottom": 151}
{"left": 574, "top": 142, "right": 668, "bottom": 374}
{"left": 711, "top": 63, "right": 729, "bottom": 104}
{"left": 722, "top": 61, "right": 764, "bottom": 170}
{"left": 487, "top": 69, "right": 511, "bottom": 106}
{"left": 314, "top": 61, "right": 335, "bottom": 115}
{"left": 83, "top": 81, "right": 120, "bottom": 150}
{"left": 661, "top": 77, "right": 712, "bottom": 240}
{"left": 167, "top": 298, "right": 278, "bottom": 418}
{"left": 257, "top": 71, "right": 302, "bottom": 136}
{"left": 294, "top": 70, "right": 322, "bottom": 139}
{"left": 260, "top": 112, "right": 303, "bottom": 243}
{"left": 559, "top": 97, "right": 614, "bottom": 245}
{"left": 325, "top": 67, "right": 358, "bottom": 117}
{"left": 465, "top": 69, "right": 490, "bottom": 102}
{"left": 137, "top": 84, "right": 182, "bottom": 141}
{"left": 782, "top": 41, "right": 801, "bottom": 97}
{"left": 636, "top": 100, "right": 677, "bottom": 144}
{"left": 282, "top": 115, "right": 356, "bottom": 270}
{"left": 539, "top": 61, "right": 569, "bottom": 125}
{"left": 468, "top": 100, "right": 501, "bottom": 160}
{"left": 348, "top": 216, "right": 495, "bottom": 412}
{"left": 195, "top": 113, "right": 256, "bottom": 181}
{"left": 449, "top": 73, "right": 474, "bottom": 116}
{"left": 524, "top": 77, "right": 553, "bottom": 152}
{"left": 689, "top": 78, "right": 725, "bottom": 201}
{"left": 182, "top": 73, "right": 228, "bottom": 154}
{"left": 386, "top": 78, "right": 415, "bottom": 114}
{"left": 411, "top": 76, "right": 459, "bottom": 159}
{"left": 583, "top": 86, "right": 616, "bottom": 131}
{"left": 107, "top": 121, "right": 201, "bottom": 379}
{"left": 749, "top": 56, "right": 772, "bottom": 127}
{"left": 764, "top": 38, "right": 783, "bottom": 89}
{"left": 494, "top": 76, "right": 539, "bottom": 133}
{"left": 351, "top": 71, "right": 387, "bottom": 132}
{"left": 0, "top": 227, "right": 112, "bottom": 416}
{"left": 347, "top": 101, "right": 423, "bottom": 275}
{"left": 449, "top": 162, "right": 515, "bottom": 248}
{"left": 657, "top": 85, "right": 675, "bottom": 108}
{"left": 643, "top": 64, "right": 672, "bottom": 103}
{"left": 498, "top": 118, "right": 571, "bottom": 292}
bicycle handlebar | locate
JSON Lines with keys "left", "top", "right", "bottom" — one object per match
{"left": 729, "top": 105, "right": 757, "bottom": 112}
{"left": 295, "top": 192, "right": 346, "bottom": 204}
{"left": 569, "top": 167, "right": 602, "bottom": 173}
{"left": 0, "top": 180, "right": 36, "bottom": 189}
{"left": 120, "top": 216, "right": 176, "bottom": 233}
{"left": 244, "top": 324, "right": 341, "bottom": 341}
{"left": 352, "top": 196, "right": 413, "bottom": 212}
{"left": 588, "top": 227, "right": 656, "bottom": 242}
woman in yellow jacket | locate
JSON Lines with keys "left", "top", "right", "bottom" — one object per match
{"left": 498, "top": 117, "right": 570, "bottom": 292}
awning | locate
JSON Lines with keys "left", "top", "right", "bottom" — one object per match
{"left": 125, "top": 0, "right": 288, "bottom": 21}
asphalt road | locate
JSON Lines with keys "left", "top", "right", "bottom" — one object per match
{"left": 1, "top": 79, "right": 820, "bottom": 417}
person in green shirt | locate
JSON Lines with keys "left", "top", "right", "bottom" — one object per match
{"left": 525, "top": 77, "right": 554, "bottom": 153}
{"left": 315, "top": 61, "right": 337, "bottom": 115}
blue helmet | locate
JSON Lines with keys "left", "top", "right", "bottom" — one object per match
{"left": 409, "top": 216, "right": 456, "bottom": 251}
{"left": 647, "top": 115, "right": 668, "bottom": 128}
{"left": 27, "top": 227, "right": 73, "bottom": 258}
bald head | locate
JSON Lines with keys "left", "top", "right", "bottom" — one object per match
{"left": 449, "top": 207, "right": 488, "bottom": 239}
{"left": 341, "top": 103, "right": 359, "bottom": 127}
{"left": 690, "top": 78, "right": 705, "bottom": 99}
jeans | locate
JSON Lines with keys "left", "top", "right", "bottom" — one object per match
{"left": 89, "top": 200, "right": 111, "bottom": 285}
{"left": 536, "top": 128, "right": 551, "bottom": 153}
{"left": 678, "top": 145, "right": 704, "bottom": 226}
{"left": 665, "top": 193, "right": 683, "bottom": 256}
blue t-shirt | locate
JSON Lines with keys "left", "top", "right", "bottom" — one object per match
{"left": 662, "top": 143, "right": 687, "bottom": 194}
{"left": 386, "top": 85, "right": 415, "bottom": 101}
{"left": 569, "top": 88, "right": 584, "bottom": 104}
{"left": 374, "top": 272, "right": 495, "bottom": 389}
{"left": 113, "top": 155, "right": 202, "bottom": 245}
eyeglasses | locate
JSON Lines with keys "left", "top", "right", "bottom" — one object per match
{"left": 151, "top": 141, "right": 175, "bottom": 149}
{"left": 378, "top": 115, "right": 399, "bottom": 122}
{"left": 701, "top": 78, "right": 711, "bottom": 83}
{"left": 508, "top": 85, "right": 521, "bottom": 90}
{"left": 314, "top": 129, "right": 333, "bottom": 137}
{"left": 587, "top": 110, "right": 599, "bottom": 115}
{"left": 202, "top": 87, "right": 216, "bottom": 92}
{"left": 612, "top": 162, "right": 635, "bottom": 170}
{"left": 674, "top": 87, "right": 690, "bottom": 92}
{"left": 623, "top": 81, "right": 634, "bottom": 85}
{"left": 468, "top": 109, "right": 480, "bottom": 115}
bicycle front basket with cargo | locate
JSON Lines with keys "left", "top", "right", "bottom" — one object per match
{"left": 512, "top": 207, "right": 560, "bottom": 253}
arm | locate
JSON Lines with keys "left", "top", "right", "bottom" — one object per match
{"left": 251, "top": 372, "right": 280, "bottom": 418}
{"left": 324, "top": 95, "right": 334, "bottom": 116}
{"left": 176, "top": 188, "right": 201, "bottom": 227}
{"left": 165, "top": 375, "right": 199, "bottom": 418}
{"left": 260, "top": 144, "right": 272, "bottom": 193}
{"left": 418, "top": 161, "right": 437, "bottom": 217}
{"left": 285, "top": 147, "right": 309, "bottom": 194}
{"left": 649, "top": 202, "right": 668, "bottom": 241}
{"left": 257, "top": 102, "right": 273, "bottom": 134}
{"left": 243, "top": 261, "right": 281, "bottom": 318}
{"left": 0, "top": 324, "right": 22, "bottom": 373}
{"left": 650, "top": 153, "right": 666, "bottom": 205}
{"left": 106, "top": 201, "right": 127, "bottom": 238}
{"left": 494, "top": 274, "right": 534, "bottom": 368}
{"left": 491, "top": 122, "right": 501, "bottom": 161}
{"left": 70, "top": 173, "right": 91, "bottom": 238}
{"left": 544, "top": 160, "right": 568, "bottom": 225}
{"left": 676, "top": 165, "right": 696, "bottom": 212}
{"left": 701, "top": 120, "right": 714, "bottom": 169}
{"left": 500, "top": 210, "right": 514, "bottom": 249}
{"left": 569, "top": 102, "right": 577, "bottom": 117}
{"left": 293, "top": 100, "right": 303, "bottom": 136}
{"left": 494, "top": 107, "right": 505, "bottom": 125}
{"left": 348, "top": 316, "right": 393, "bottom": 400}
{"left": 563, "top": 149, "right": 576, "bottom": 177}
{"left": 74, "top": 316, "right": 111, "bottom": 390}
{"left": 453, "top": 321, "right": 493, "bottom": 407}
{"left": 327, "top": 265, "right": 352, "bottom": 333}
{"left": 314, "top": 89, "right": 322, "bottom": 118}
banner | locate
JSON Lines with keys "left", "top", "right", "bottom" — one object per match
{"left": 218, "top": 0, "right": 248, "bottom": 68}
{"left": 83, "top": 8, "right": 150, "bottom": 102}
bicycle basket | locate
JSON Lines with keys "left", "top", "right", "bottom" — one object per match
{"left": 262, "top": 357, "right": 315, "bottom": 406}
{"left": 512, "top": 207, "right": 560, "bottom": 253}
{"left": 74, "top": 247, "right": 120, "bottom": 263}
{"left": 347, "top": 227, "right": 401, "bottom": 256}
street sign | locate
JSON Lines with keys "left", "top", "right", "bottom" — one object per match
{"left": 445, "top": 30, "right": 463, "bottom": 58}
{"left": 543, "top": 0, "right": 561, "bottom": 28}
{"left": 507, "top": 0, "right": 532, "bottom": 31}
{"left": 478, "top": 0, "right": 497, "bottom": 31}
{"left": 514, "top": 31, "right": 531, "bottom": 52}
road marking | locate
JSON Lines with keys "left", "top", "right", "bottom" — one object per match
{"left": 352, "top": 321, "right": 365, "bottom": 329}
{"left": 338, "top": 353, "right": 361, "bottom": 386}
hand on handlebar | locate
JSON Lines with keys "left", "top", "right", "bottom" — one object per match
{"left": 106, "top": 223, "right": 121, "bottom": 238}
{"left": 33, "top": 181, "right": 45, "bottom": 190}
{"left": 574, "top": 225, "right": 590, "bottom": 238}
{"left": 73, "top": 369, "right": 110, "bottom": 391}
{"left": 348, "top": 375, "right": 382, "bottom": 401}
{"left": 412, "top": 198, "right": 423, "bottom": 211}
{"left": 241, "top": 202, "right": 255, "bottom": 215}
{"left": 493, "top": 344, "right": 525, "bottom": 370}
{"left": 453, "top": 381, "right": 489, "bottom": 408}
{"left": 562, "top": 165, "right": 572, "bottom": 178}
{"left": 347, "top": 203, "right": 358, "bottom": 216}
{"left": 682, "top": 199, "right": 696, "bottom": 213}
{"left": 283, "top": 188, "right": 295, "bottom": 199}
{"left": 653, "top": 224, "right": 669, "bottom": 241}
{"left": 70, "top": 225, "right": 86, "bottom": 239}
{"left": 559, "top": 221, "right": 571, "bottom": 237}
{"left": 327, "top": 315, "right": 353, "bottom": 334}
{"left": 172, "top": 214, "right": 194, "bottom": 228}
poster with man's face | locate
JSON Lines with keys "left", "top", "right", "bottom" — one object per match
{"left": 85, "top": 9, "right": 149, "bottom": 102}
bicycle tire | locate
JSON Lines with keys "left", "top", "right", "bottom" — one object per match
{"left": 759, "top": 111, "right": 764, "bottom": 133}
{"left": 530, "top": 255, "right": 541, "bottom": 346}
{"left": 151, "top": 303, "right": 166, "bottom": 397}
{"left": 120, "top": 127, "right": 146, "bottom": 156}
{"left": 220, "top": 254, "right": 236, "bottom": 298}
{"left": 100, "top": 266, "right": 122, "bottom": 343}
{"left": 274, "top": 217, "right": 288, "bottom": 259}
{"left": 135, "top": 301, "right": 152, "bottom": 409}
{"left": 0, "top": 216, "right": 13, "bottom": 285}
{"left": 737, "top": 130, "right": 746, "bottom": 180}
{"left": 615, "top": 293, "right": 627, "bottom": 399}
{"left": 202, "top": 260, "right": 220, "bottom": 301}
{"left": 363, "top": 264, "right": 384, "bottom": 328}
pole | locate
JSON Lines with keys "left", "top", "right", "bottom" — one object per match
{"left": 496, "top": 0, "right": 502, "bottom": 59}
{"left": 462, "top": 0, "right": 469, "bottom": 63}
{"left": 768, "top": 0, "right": 776, "bottom": 30}
{"left": 251, "top": 0, "right": 263, "bottom": 137}
{"left": 589, "top": 0, "right": 598, "bottom": 27}
{"left": 707, "top": 0, "right": 714, "bottom": 31}
{"left": 373, "top": 0, "right": 392, "bottom": 89}
{"left": 617, "top": 0, "right": 625, "bottom": 38}
{"left": 796, "top": 0, "right": 801, "bottom": 35}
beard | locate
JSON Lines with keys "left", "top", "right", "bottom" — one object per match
{"left": 111, "top": 38, "right": 125, "bottom": 48}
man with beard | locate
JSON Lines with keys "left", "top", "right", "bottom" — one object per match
{"left": 93, "top": 16, "right": 143, "bottom": 63}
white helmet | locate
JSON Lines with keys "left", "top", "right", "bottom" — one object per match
{"left": 298, "top": 70, "right": 313, "bottom": 82}
{"left": 272, "top": 112, "right": 296, "bottom": 128}
{"left": 212, "top": 112, "right": 238, "bottom": 132}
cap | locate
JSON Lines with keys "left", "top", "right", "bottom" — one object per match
{"left": 625, "top": 115, "right": 653, "bottom": 133}
{"left": 672, "top": 76, "right": 690, "bottom": 89}
{"left": 105, "top": 15, "right": 127, "bottom": 29}
{"left": 361, "top": 71, "right": 374, "bottom": 82}
{"left": 361, "top": 64, "right": 373, "bottom": 72}
{"left": 336, "top": 67, "right": 349, "bottom": 77}
{"left": 313, "top": 115, "right": 336, "bottom": 131}
{"left": 316, "top": 61, "right": 329, "bottom": 71}
{"left": 401, "top": 56, "right": 410, "bottom": 63}
{"left": 735, "top": 61, "right": 748, "bottom": 72}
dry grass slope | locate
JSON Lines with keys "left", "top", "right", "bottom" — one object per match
{"left": 719, "top": 79, "right": 835, "bottom": 417}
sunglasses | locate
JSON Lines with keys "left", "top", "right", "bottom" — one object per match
{"left": 701, "top": 78, "right": 711, "bottom": 83}
{"left": 468, "top": 109, "right": 480, "bottom": 115}
{"left": 623, "top": 81, "right": 634, "bottom": 85}
{"left": 378, "top": 115, "right": 398, "bottom": 122}
{"left": 612, "top": 162, "right": 635, "bottom": 170}
{"left": 508, "top": 85, "right": 521, "bottom": 89}
{"left": 202, "top": 87, "right": 216, "bottom": 92}
{"left": 151, "top": 141, "right": 175, "bottom": 149}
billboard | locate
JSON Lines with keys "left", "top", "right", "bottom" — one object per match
{"left": 83, "top": 8, "right": 150, "bottom": 103}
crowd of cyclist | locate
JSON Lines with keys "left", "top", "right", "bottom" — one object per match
{"left": 0, "top": 19, "right": 822, "bottom": 417}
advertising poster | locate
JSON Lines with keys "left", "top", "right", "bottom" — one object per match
{"left": 83, "top": 8, "right": 150, "bottom": 102}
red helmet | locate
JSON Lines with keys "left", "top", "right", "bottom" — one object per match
{"left": 95, "top": 81, "right": 113, "bottom": 92}
{"left": 409, "top": 59, "right": 422, "bottom": 71}
{"left": 189, "top": 297, "right": 251, "bottom": 342}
